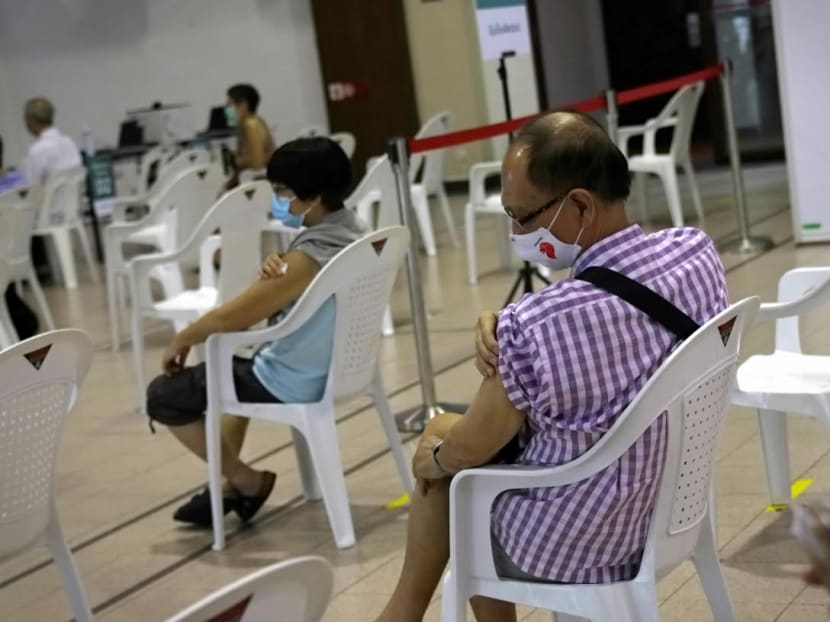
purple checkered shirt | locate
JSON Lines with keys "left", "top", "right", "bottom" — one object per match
{"left": 493, "top": 225, "right": 728, "bottom": 583}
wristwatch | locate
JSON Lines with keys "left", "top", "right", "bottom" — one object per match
{"left": 432, "top": 440, "right": 448, "bottom": 474}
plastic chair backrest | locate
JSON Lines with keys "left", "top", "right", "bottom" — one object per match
{"left": 294, "top": 125, "right": 328, "bottom": 139}
{"left": 181, "top": 181, "right": 271, "bottom": 303}
{"left": 275, "top": 227, "right": 409, "bottom": 401}
{"left": 153, "top": 163, "right": 224, "bottom": 250}
{"left": 410, "top": 110, "right": 455, "bottom": 185}
{"left": 329, "top": 132, "right": 356, "bottom": 159}
{"left": 661, "top": 81, "right": 704, "bottom": 159}
{"left": 0, "top": 330, "right": 94, "bottom": 559}
{"left": 154, "top": 148, "right": 211, "bottom": 193}
{"left": 345, "top": 156, "right": 398, "bottom": 229}
{"left": 768, "top": 267, "right": 830, "bottom": 353}
{"left": 0, "top": 257, "right": 9, "bottom": 290}
{"left": 0, "top": 202, "right": 37, "bottom": 265}
{"left": 165, "top": 556, "right": 333, "bottom": 622}
{"left": 37, "top": 166, "right": 86, "bottom": 230}
{"left": 138, "top": 145, "right": 172, "bottom": 192}
{"left": 629, "top": 298, "right": 758, "bottom": 575}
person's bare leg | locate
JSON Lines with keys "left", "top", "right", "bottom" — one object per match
{"left": 470, "top": 596, "right": 517, "bottom": 622}
{"left": 167, "top": 420, "right": 264, "bottom": 496}
{"left": 222, "top": 415, "right": 250, "bottom": 456}
{"left": 375, "top": 477, "right": 451, "bottom": 622}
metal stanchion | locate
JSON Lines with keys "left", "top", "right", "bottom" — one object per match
{"left": 604, "top": 89, "right": 618, "bottom": 141}
{"left": 719, "top": 60, "right": 773, "bottom": 254}
{"left": 388, "top": 137, "right": 468, "bottom": 433}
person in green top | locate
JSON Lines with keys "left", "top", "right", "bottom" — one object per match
{"left": 146, "top": 137, "right": 367, "bottom": 527}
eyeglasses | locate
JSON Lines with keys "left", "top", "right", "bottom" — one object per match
{"left": 503, "top": 195, "right": 562, "bottom": 228}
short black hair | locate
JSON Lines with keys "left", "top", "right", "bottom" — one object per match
{"left": 267, "top": 137, "right": 352, "bottom": 211}
{"left": 514, "top": 111, "right": 630, "bottom": 201}
{"left": 226, "top": 84, "right": 260, "bottom": 113}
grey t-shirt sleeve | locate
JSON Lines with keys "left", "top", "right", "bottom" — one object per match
{"left": 287, "top": 209, "right": 369, "bottom": 268}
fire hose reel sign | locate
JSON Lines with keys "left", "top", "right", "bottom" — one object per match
{"left": 328, "top": 81, "right": 368, "bottom": 102}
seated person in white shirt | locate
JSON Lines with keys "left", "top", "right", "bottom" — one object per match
{"left": 22, "top": 97, "right": 82, "bottom": 186}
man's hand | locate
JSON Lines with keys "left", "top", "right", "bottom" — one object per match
{"left": 161, "top": 338, "right": 190, "bottom": 376}
{"left": 474, "top": 311, "right": 500, "bottom": 378}
{"left": 412, "top": 434, "right": 448, "bottom": 494}
{"left": 259, "top": 253, "right": 288, "bottom": 280}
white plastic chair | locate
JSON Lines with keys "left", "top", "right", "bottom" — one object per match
{"left": 105, "top": 163, "right": 225, "bottom": 350}
{"left": 109, "top": 148, "right": 210, "bottom": 222}
{"left": 0, "top": 200, "right": 55, "bottom": 332}
{"left": 294, "top": 125, "right": 328, "bottom": 139}
{"left": 165, "top": 555, "right": 333, "bottom": 622}
{"left": 0, "top": 329, "right": 95, "bottom": 622}
{"left": 129, "top": 181, "right": 272, "bottom": 407}
{"left": 239, "top": 168, "right": 267, "bottom": 183}
{"left": 204, "top": 227, "right": 415, "bottom": 551}
{"left": 329, "top": 132, "right": 356, "bottom": 159}
{"left": 441, "top": 298, "right": 760, "bottom": 622}
{"left": 345, "top": 157, "right": 404, "bottom": 336}
{"left": 411, "top": 111, "right": 458, "bottom": 247}
{"left": 464, "top": 161, "right": 513, "bottom": 285}
{"left": 31, "top": 166, "right": 99, "bottom": 289}
{"left": 617, "top": 81, "right": 705, "bottom": 228}
{"left": 0, "top": 258, "right": 16, "bottom": 348}
{"left": 732, "top": 267, "right": 830, "bottom": 507}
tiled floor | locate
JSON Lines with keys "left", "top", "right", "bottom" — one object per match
{"left": 3, "top": 161, "right": 830, "bottom": 621}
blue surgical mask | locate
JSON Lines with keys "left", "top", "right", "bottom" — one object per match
{"left": 224, "top": 105, "right": 238, "bottom": 127}
{"left": 271, "top": 195, "right": 304, "bottom": 228}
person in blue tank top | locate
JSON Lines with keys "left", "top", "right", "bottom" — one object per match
{"left": 145, "top": 137, "right": 367, "bottom": 527}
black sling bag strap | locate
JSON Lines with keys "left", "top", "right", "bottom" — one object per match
{"left": 576, "top": 266, "right": 701, "bottom": 341}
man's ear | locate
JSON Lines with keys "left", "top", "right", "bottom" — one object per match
{"left": 569, "top": 189, "right": 598, "bottom": 228}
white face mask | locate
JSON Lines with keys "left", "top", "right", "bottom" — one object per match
{"left": 510, "top": 198, "right": 584, "bottom": 271}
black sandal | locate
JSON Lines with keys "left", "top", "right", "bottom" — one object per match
{"left": 235, "top": 471, "right": 277, "bottom": 522}
{"left": 174, "top": 488, "right": 239, "bottom": 527}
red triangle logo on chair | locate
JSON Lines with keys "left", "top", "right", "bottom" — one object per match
{"left": 203, "top": 594, "right": 252, "bottom": 622}
{"left": 371, "top": 239, "right": 388, "bottom": 256}
{"left": 198, "top": 170, "right": 207, "bottom": 180}
{"left": 189, "top": 154, "right": 198, "bottom": 162}
{"left": 24, "top": 345, "right": 52, "bottom": 371}
{"left": 18, "top": 189, "right": 29, "bottom": 199}
{"left": 244, "top": 189, "right": 256, "bottom": 201}
{"left": 717, "top": 316, "right": 736, "bottom": 346}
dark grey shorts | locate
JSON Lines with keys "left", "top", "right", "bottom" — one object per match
{"left": 146, "top": 356, "right": 280, "bottom": 427}
{"left": 491, "top": 533, "right": 560, "bottom": 584}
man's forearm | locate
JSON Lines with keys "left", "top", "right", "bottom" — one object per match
{"left": 173, "top": 311, "right": 230, "bottom": 349}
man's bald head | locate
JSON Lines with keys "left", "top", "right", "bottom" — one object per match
{"left": 24, "top": 97, "right": 55, "bottom": 135}
{"left": 510, "top": 111, "right": 630, "bottom": 203}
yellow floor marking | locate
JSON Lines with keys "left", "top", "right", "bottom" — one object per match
{"left": 765, "top": 478, "right": 813, "bottom": 512}
{"left": 384, "top": 493, "right": 411, "bottom": 510}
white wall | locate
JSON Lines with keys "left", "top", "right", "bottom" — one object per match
{"left": 534, "top": 0, "right": 609, "bottom": 108}
{"left": 771, "top": 0, "right": 830, "bottom": 243}
{"left": 0, "top": 0, "right": 327, "bottom": 165}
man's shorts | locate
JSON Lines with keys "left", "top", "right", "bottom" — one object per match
{"left": 146, "top": 356, "right": 280, "bottom": 427}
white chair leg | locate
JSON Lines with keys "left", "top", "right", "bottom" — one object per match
{"left": 371, "top": 375, "right": 414, "bottom": 495}
{"left": 633, "top": 172, "right": 649, "bottom": 224}
{"left": 681, "top": 158, "right": 705, "bottom": 224}
{"left": 26, "top": 265, "right": 55, "bottom": 331}
{"left": 291, "top": 427, "right": 322, "bottom": 501}
{"left": 656, "top": 167, "right": 684, "bottom": 228}
{"left": 106, "top": 268, "right": 121, "bottom": 352}
{"left": 130, "top": 298, "right": 147, "bottom": 413}
{"left": 382, "top": 306, "right": 395, "bottom": 337}
{"left": 75, "top": 224, "right": 100, "bottom": 284}
{"left": 302, "top": 414, "right": 356, "bottom": 549}
{"left": 411, "top": 190, "right": 437, "bottom": 257}
{"left": 436, "top": 188, "right": 459, "bottom": 246}
{"left": 205, "top": 409, "right": 227, "bottom": 551}
{"left": 51, "top": 229, "right": 79, "bottom": 289}
{"left": 440, "top": 571, "right": 467, "bottom": 622}
{"left": 692, "top": 502, "right": 737, "bottom": 622}
{"left": 496, "top": 214, "right": 512, "bottom": 270}
{"left": 465, "top": 203, "right": 478, "bottom": 285}
{"left": 45, "top": 507, "right": 93, "bottom": 622}
{"left": 758, "top": 409, "right": 792, "bottom": 506}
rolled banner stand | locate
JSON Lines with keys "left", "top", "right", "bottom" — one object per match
{"left": 718, "top": 60, "right": 773, "bottom": 254}
{"left": 387, "top": 137, "right": 468, "bottom": 433}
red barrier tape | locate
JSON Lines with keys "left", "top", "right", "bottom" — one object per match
{"left": 617, "top": 64, "right": 723, "bottom": 105}
{"left": 410, "top": 95, "right": 606, "bottom": 153}
{"left": 408, "top": 64, "right": 723, "bottom": 153}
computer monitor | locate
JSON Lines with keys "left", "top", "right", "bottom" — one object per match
{"left": 118, "top": 120, "right": 143, "bottom": 147}
{"left": 208, "top": 106, "right": 229, "bottom": 131}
